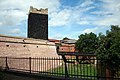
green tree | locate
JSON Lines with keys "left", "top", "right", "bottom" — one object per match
{"left": 97, "top": 25, "right": 120, "bottom": 77}
{"left": 63, "top": 37, "right": 70, "bottom": 40}
{"left": 76, "top": 32, "right": 98, "bottom": 53}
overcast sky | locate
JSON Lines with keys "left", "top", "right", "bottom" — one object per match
{"left": 0, "top": 0, "right": 120, "bottom": 39}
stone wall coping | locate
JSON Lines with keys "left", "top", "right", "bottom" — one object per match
{"left": 0, "top": 35, "right": 55, "bottom": 46}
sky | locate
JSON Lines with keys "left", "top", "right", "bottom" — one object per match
{"left": 0, "top": 0, "right": 120, "bottom": 40}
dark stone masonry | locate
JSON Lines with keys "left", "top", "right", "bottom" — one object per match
{"left": 28, "top": 7, "right": 48, "bottom": 40}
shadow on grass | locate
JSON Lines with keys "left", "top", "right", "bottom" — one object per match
{"left": 0, "top": 71, "right": 4, "bottom": 80}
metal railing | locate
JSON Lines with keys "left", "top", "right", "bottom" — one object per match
{"left": 0, "top": 55, "right": 120, "bottom": 80}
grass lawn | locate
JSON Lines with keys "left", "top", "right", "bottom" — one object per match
{"left": 48, "top": 62, "right": 97, "bottom": 79}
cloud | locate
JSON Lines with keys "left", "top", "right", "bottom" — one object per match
{"left": 49, "top": 0, "right": 120, "bottom": 39}
{"left": 49, "top": 9, "right": 71, "bottom": 26}
{"left": 80, "top": 26, "right": 110, "bottom": 36}
{"left": 77, "top": 21, "right": 90, "bottom": 25}
{"left": 0, "top": 0, "right": 60, "bottom": 27}
{"left": 8, "top": 28, "right": 21, "bottom": 34}
{"left": 0, "top": 0, "right": 61, "bottom": 37}
{"left": 49, "top": 1, "right": 95, "bottom": 27}
{"left": 82, "top": 27, "right": 99, "bottom": 33}
{"left": 94, "top": 16, "right": 120, "bottom": 26}
{"left": 0, "top": 0, "right": 95, "bottom": 28}
{"left": 90, "top": 11, "right": 113, "bottom": 16}
{"left": 80, "top": 0, "right": 94, "bottom": 7}
{"left": 0, "top": 22, "right": 2, "bottom": 26}
{"left": 0, "top": 0, "right": 120, "bottom": 39}
{"left": 49, "top": 33, "right": 75, "bottom": 40}
{"left": 90, "top": 0, "right": 120, "bottom": 26}
{"left": 0, "top": 9, "right": 26, "bottom": 26}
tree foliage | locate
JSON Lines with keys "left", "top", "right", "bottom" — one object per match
{"left": 76, "top": 25, "right": 120, "bottom": 77}
{"left": 63, "top": 37, "right": 70, "bottom": 40}
{"left": 97, "top": 25, "right": 120, "bottom": 73}
{"left": 75, "top": 32, "right": 98, "bottom": 53}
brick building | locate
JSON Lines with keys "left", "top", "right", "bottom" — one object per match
{"left": 59, "top": 44, "right": 75, "bottom": 53}
{"left": 49, "top": 39, "right": 77, "bottom": 53}
{"left": 48, "top": 39, "right": 61, "bottom": 44}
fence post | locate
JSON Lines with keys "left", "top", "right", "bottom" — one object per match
{"left": 97, "top": 59, "right": 101, "bottom": 80}
{"left": 5, "top": 57, "right": 9, "bottom": 70}
{"left": 65, "top": 60, "right": 69, "bottom": 78}
{"left": 62, "top": 55, "right": 69, "bottom": 78}
{"left": 29, "top": 57, "right": 31, "bottom": 74}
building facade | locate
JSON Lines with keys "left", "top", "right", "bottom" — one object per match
{"left": 48, "top": 39, "right": 76, "bottom": 53}
{"left": 59, "top": 44, "right": 75, "bottom": 53}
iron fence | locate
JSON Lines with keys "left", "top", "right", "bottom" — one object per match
{"left": 0, "top": 55, "right": 120, "bottom": 80}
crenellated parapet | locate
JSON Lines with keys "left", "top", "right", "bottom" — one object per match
{"left": 29, "top": 6, "right": 48, "bottom": 15}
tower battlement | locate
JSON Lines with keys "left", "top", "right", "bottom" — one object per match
{"left": 28, "top": 6, "right": 48, "bottom": 40}
{"left": 29, "top": 6, "right": 48, "bottom": 15}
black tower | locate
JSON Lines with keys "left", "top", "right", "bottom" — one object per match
{"left": 28, "top": 6, "right": 48, "bottom": 40}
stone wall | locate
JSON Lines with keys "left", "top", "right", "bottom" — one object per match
{"left": 0, "top": 35, "right": 57, "bottom": 57}
{"left": 0, "top": 35, "right": 61, "bottom": 72}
